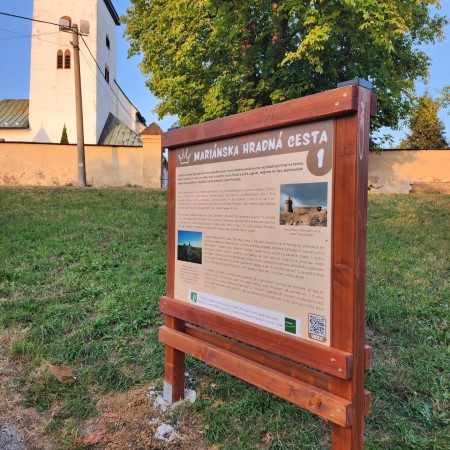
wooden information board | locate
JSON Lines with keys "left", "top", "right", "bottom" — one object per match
{"left": 160, "top": 83, "right": 376, "bottom": 449}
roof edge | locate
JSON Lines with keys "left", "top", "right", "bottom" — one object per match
{"left": 113, "top": 80, "right": 146, "bottom": 125}
{"left": 103, "top": 0, "right": 120, "bottom": 26}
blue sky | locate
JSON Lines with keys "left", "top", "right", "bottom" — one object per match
{"left": 0, "top": 1, "right": 448, "bottom": 141}
{"left": 178, "top": 231, "right": 202, "bottom": 248}
{"left": 0, "top": 0, "right": 177, "bottom": 132}
{"left": 280, "top": 183, "right": 328, "bottom": 210}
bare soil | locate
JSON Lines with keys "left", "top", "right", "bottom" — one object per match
{"left": 0, "top": 327, "right": 56, "bottom": 450}
{"left": 75, "top": 387, "right": 212, "bottom": 450}
{"left": 0, "top": 328, "right": 212, "bottom": 450}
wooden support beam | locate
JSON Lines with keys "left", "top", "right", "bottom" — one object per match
{"left": 162, "top": 86, "right": 358, "bottom": 148}
{"left": 163, "top": 316, "right": 185, "bottom": 403}
{"left": 185, "top": 324, "right": 331, "bottom": 391}
{"left": 160, "top": 326, "right": 352, "bottom": 427}
{"left": 161, "top": 296, "right": 353, "bottom": 379}
{"left": 330, "top": 86, "right": 374, "bottom": 449}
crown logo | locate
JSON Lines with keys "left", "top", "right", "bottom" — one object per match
{"left": 178, "top": 148, "right": 191, "bottom": 165}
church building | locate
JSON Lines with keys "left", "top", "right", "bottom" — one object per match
{"left": 0, "top": 0, "right": 146, "bottom": 145}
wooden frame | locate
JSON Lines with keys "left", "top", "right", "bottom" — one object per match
{"left": 161, "top": 84, "right": 376, "bottom": 449}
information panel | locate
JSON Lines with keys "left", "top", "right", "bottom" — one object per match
{"left": 174, "top": 120, "right": 333, "bottom": 345}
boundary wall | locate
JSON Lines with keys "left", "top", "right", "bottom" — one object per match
{"left": 0, "top": 133, "right": 163, "bottom": 188}
{"left": 0, "top": 145, "right": 447, "bottom": 192}
{"left": 368, "top": 150, "right": 449, "bottom": 193}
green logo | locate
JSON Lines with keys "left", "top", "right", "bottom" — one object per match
{"left": 191, "top": 292, "right": 198, "bottom": 303}
{"left": 284, "top": 317, "right": 296, "bottom": 334}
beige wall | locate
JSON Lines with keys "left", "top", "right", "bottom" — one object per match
{"left": 1, "top": 145, "right": 448, "bottom": 192}
{"left": 0, "top": 137, "right": 163, "bottom": 188}
{"left": 368, "top": 150, "right": 450, "bottom": 193}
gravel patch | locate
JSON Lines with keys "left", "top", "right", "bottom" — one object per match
{"left": 0, "top": 424, "right": 25, "bottom": 450}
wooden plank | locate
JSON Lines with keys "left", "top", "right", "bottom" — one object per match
{"left": 160, "top": 296, "right": 353, "bottom": 379}
{"left": 165, "top": 149, "right": 177, "bottom": 297}
{"left": 160, "top": 326, "right": 352, "bottom": 427}
{"left": 162, "top": 86, "right": 358, "bottom": 148}
{"left": 185, "top": 324, "right": 331, "bottom": 391}
{"left": 162, "top": 144, "right": 186, "bottom": 403}
{"left": 163, "top": 315, "right": 186, "bottom": 403}
{"left": 331, "top": 86, "right": 374, "bottom": 449}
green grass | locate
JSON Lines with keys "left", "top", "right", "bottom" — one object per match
{"left": 0, "top": 188, "right": 448, "bottom": 449}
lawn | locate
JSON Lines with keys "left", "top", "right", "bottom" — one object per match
{"left": 0, "top": 188, "right": 448, "bottom": 449}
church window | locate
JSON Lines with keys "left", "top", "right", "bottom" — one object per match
{"left": 64, "top": 50, "right": 71, "bottom": 69}
{"left": 106, "top": 34, "right": 110, "bottom": 50}
{"left": 105, "top": 64, "right": 110, "bottom": 83}
{"left": 59, "top": 16, "right": 72, "bottom": 31}
{"left": 57, "top": 50, "right": 63, "bottom": 69}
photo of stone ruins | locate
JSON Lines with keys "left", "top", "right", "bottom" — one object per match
{"left": 280, "top": 195, "right": 328, "bottom": 226}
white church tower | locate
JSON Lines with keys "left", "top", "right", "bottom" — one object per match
{"left": 27, "top": 0, "right": 144, "bottom": 144}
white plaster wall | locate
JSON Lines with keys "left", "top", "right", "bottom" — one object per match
{"left": 96, "top": 1, "right": 118, "bottom": 142}
{"left": 114, "top": 82, "right": 144, "bottom": 134}
{"left": 28, "top": 0, "right": 104, "bottom": 144}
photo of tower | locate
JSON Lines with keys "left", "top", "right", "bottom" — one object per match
{"left": 177, "top": 230, "right": 203, "bottom": 264}
{"left": 280, "top": 182, "right": 328, "bottom": 226}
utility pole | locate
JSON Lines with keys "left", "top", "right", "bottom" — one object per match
{"left": 71, "top": 24, "right": 87, "bottom": 187}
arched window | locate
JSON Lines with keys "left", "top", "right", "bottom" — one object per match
{"left": 59, "top": 16, "right": 72, "bottom": 31}
{"left": 64, "top": 50, "right": 71, "bottom": 69}
{"left": 105, "top": 64, "right": 110, "bottom": 83}
{"left": 57, "top": 50, "right": 63, "bottom": 69}
{"left": 106, "top": 34, "right": 110, "bottom": 50}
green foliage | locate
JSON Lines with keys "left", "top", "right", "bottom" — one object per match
{"left": 400, "top": 92, "right": 448, "bottom": 149}
{"left": 122, "top": 0, "right": 447, "bottom": 135}
{"left": 60, "top": 124, "right": 69, "bottom": 145}
{"left": 441, "top": 85, "right": 450, "bottom": 109}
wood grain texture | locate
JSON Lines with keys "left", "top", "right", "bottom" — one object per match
{"left": 163, "top": 315, "right": 186, "bottom": 402}
{"left": 160, "top": 296, "right": 353, "bottom": 379}
{"left": 160, "top": 326, "right": 352, "bottom": 427}
{"left": 185, "top": 324, "right": 331, "bottom": 390}
{"left": 162, "top": 149, "right": 186, "bottom": 402}
{"left": 162, "top": 86, "right": 358, "bottom": 148}
{"left": 165, "top": 149, "right": 176, "bottom": 298}
{"left": 331, "top": 86, "right": 374, "bottom": 449}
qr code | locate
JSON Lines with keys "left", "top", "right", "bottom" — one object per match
{"left": 308, "top": 314, "right": 326, "bottom": 338}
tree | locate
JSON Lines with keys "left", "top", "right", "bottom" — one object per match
{"left": 60, "top": 124, "right": 69, "bottom": 144}
{"left": 441, "top": 85, "right": 450, "bottom": 109}
{"left": 123, "top": 0, "right": 447, "bottom": 135}
{"left": 400, "top": 92, "right": 448, "bottom": 149}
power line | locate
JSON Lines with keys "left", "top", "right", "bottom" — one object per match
{"left": 0, "top": 9, "right": 145, "bottom": 129}
{"left": 80, "top": 34, "right": 144, "bottom": 129}
{"left": 80, "top": 47, "right": 143, "bottom": 131}
{"left": 0, "top": 11, "right": 60, "bottom": 28}
{"left": 0, "top": 28, "right": 61, "bottom": 41}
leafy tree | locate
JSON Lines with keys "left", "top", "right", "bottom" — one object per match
{"left": 441, "top": 85, "right": 450, "bottom": 109}
{"left": 123, "top": 0, "right": 447, "bottom": 134}
{"left": 60, "top": 124, "right": 69, "bottom": 144}
{"left": 400, "top": 92, "right": 448, "bottom": 149}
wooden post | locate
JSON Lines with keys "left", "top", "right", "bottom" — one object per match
{"left": 163, "top": 148, "right": 185, "bottom": 403}
{"left": 331, "top": 86, "right": 373, "bottom": 448}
